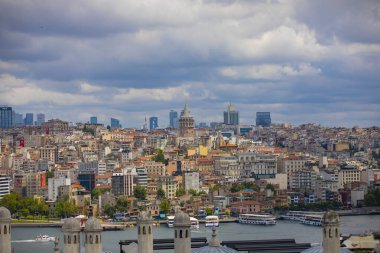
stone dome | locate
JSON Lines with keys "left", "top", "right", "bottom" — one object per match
{"left": 62, "top": 217, "right": 81, "bottom": 232}
{"left": 301, "top": 246, "right": 353, "bottom": 253}
{"left": 193, "top": 227, "right": 238, "bottom": 253}
{"left": 138, "top": 211, "right": 152, "bottom": 221}
{"left": 84, "top": 217, "right": 102, "bottom": 232}
{"left": 0, "top": 207, "right": 11, "bottom": 220}
{"left": 174, "top": 211, "right": 191, "bottom": 227}
{"left": 323, "top": 211, "right": 340, "bottom": 225}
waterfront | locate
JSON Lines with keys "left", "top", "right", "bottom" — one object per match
{"left": 11, "top": 215, "right": 380, "bottom": 253}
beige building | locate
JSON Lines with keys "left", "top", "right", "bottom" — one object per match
{"left": 338, "top": 167, "right": 361, "bottom": 189}
{"left": 158, "top": 175, "right": 179, "bottom": 199}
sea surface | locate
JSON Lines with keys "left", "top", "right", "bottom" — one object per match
{"left": 11, "top": 215, "right": 380, "bottom": 253}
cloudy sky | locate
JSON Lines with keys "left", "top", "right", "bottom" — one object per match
{"left": 0, "top": 0, "right": 379, "bottom": 128}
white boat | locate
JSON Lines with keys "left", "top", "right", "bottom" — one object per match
{"left": 205, "top": 215, "right": 219, "bottom": 227}
{"left": 166, "top": 215, "right": 175, "bottom": 228}
{"left": 238, "top": 214, "right": 276, "bottom": 225}
{"left": 280, "top": 211, "right": 324, "bottom": 223}
{"left": 35, "top": 234, "right": 55, "bottom": 242}
{"left": 302, "top": 214, "right": 323, "bottom": 226}
{"left": 190, "top": 217, "right": 199, "bottom": 230}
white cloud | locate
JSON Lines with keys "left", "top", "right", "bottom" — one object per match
{"left": 80, "top": 82, "right": 103, "bottom": 93}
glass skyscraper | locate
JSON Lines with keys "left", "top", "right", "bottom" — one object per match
{"left": 149, "top": 116, "right": 158, "bottom": 130}
{"left": 90, "top": 116, "right": 97, "bottom": 124}
{"left": 36, "top": 113, "right": 45, "bottom": 126}
{"left": 24, "top": 113, "right": 34, "bottom": 126}
{"left": 169, "top": 110, "right": 178, "bottom": 128}
{"left": 110, "top": 118, "right": 121, "bottom": 129}
{"left": 223, "top": 102, "right": 239, "bottom": 125}
{"left": 0, "top": 106, "right": 13, "bottom": 128}
{"left": 256, "top": 112, "right": 271, "bottom": 127}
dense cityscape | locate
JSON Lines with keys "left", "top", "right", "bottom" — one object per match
{"left": 0, "top": 103, "right": 380, "bottom": 252}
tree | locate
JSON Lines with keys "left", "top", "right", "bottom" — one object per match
{"left": 152, "top": 149, "right": 165, "bottom": 163}
{"left": 134, "top": 185, "right": 147, "bottom": 200}
{"left": 176, "top": 188, "right": 186, "bottom": 197}
{"left": 159, "top": 200, "right": 171, "bottom": 214}
{"left": 115, "top": 196, "right": 131, "bottom": 212}
{"left": 92, "top": 187, "right": 108, "bottom": 199}
{"left": 55, "top": 198, "right": 79, "bottom": 218}
{"left": 188, "top": 189, "right": 198, "bottom": 196}
{"left": 104, "top": 203, "right": 116, "bottom": 217}
{"left": 0, "top": 193, "right": 19, "bottom": 213}
{"left": 364, "top": 189, "right": 380, "bottom": 206}
{"left": 205, "top": 207, "right": 213, "bottom": 215}
{"left": 157, "top": 188, "right": 166, "bottom": 199}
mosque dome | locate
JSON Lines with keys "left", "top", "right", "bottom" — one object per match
{"left": 174, "top": 211, "right": 191, "bottom": 227}
{"left": 300, "top": 246, "right": 353, "bottom": 253}
{"left": 62, "top": 217, "right": 81, "bottom": 232}
{"left": 0, "top": 207, "right": 11, "bottom": 220}
{"left": 193, "top": 228, "right": 238, "bottom": 253}
{"left": 84, "top": 217, "right": 102, "bottom": 232}
{"left": 138, "top": 211, "right": 151, "bottom": 221}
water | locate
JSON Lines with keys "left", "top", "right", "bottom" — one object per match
{"left": 11, "top": 215, "right": 380, "bottom": 253}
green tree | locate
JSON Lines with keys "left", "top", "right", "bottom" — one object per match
{"left": 159, "top": 199, "right": 171, "bottom": 214}
{"left": 92, "top": 187, "right": 108, "bottom": 199}
{"left": 55, "top": 198, "right": 79, "bottom": 218}
{"left": 364, "top": 189, "right": 380, "bottom": 206}
{"left": 134, "top": 185, "right": 147, "bottom": 200}
{"left": 157, "top": 188, "right": 166, "bottom": 199}
{"left": 176, "top": 188, "right": 186, "bottom": 197}
{"left": 115, "top": 196, "right": 131, "bottom": 212}
{"left": 152, "top": 149, "right": 165, "bottom": 163}
{"left": 205, "top": 207, "right": 213, "bottom": 215}
{"left": 188, "top": 189, "right": 198, "bottom": 196}
{"left": 104, "top": 203, "right": 116, "bottom": 217}
{"left": 0, "top": 193, "right": 19, "bottom": 213}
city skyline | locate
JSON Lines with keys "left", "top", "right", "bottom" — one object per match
{"left": 0, "top": 1, "right": 379, "bottom": 128}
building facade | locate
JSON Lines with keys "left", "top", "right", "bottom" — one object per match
{"left": 223, "top": 102, "right": 239, "bottom": 125}
{"left": 0, "top": 106, "right": 13, "bottom": 128}
{"left": 179, "top": 104, "right": 195, "bottom": 138}
{"left": 256, "top": 112, "right": 271, "bottom": 127}
{"left": 149, "top": 116, "right": 158, "bottom": 130}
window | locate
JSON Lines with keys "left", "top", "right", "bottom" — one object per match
{"left": 180, "top": 230, "right": 183, "bottom": 238}
{"left": 143, "top": 226, "right": 146, "bottom": 235}
{"left": 74, "top": 235, "right": 77, "bottom": 244}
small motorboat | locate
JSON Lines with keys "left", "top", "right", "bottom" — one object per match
{"left": 35, "top": 234, "right": 55, "bottom": 242}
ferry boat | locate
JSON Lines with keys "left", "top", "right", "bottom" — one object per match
{"left": 238, "top": 214, "right": 276, "bottom": 225}
{"left": 205, "top": 215, "right": 219, "bottom": 227}
{"left": 166, "top": 215, "right": 175, "bottom": 228}
{"left": 190, "top": 217, "right": 199, "bottom": 230}
{"left": 302, "top": 214, "right": 323, "bottom": 226}
{"left": 35, "top": 234, "right": 55, "bottom": 242}
{"left": 280, "top": 211, "right": 324, "bottom": 223}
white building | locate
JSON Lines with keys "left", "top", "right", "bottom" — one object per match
{"left": 48, "top": 177, "right": 71, "bottom": 201}
{"left": 183, "top": 171, "right": 199, "bottom": 192}
{"left": 0, "top": 175, "right": 11, "bottom": 200}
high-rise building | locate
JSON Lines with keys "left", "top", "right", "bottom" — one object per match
{"left": 90, "top": 116, "right": 97, "bottom": 124}
{"left": 110, "top": 118, "right": 121, "bottom": 129}
{"left": 14, "top": 112, "right": 24, "bottom": 127}
{"left": 179, "top": 104, "right": 195, "bottom": 138}
{"left": 111, "top": 167, "right": 138, "bottom": 196}
{"left": 256, "top": 112, "right": 271, "bottom": 127}
{"left": 0, "top": 106, "right": 13, "bottom": 128}
{"left": 169, "top": 110, "right": 178, "bottom": 128}
{"left": 36, "top": 113, "right": 45, "bottom": 126}
{"left": 24, "top": 113, "right": 34, "bottom": 126}
{"left": 0, "top": 175, "right": 11, "bottom": 200}
{"left": 149, "top": 116, "right": 158, "bottom": 130}
{"left": 223, "top": 102, "right": 239, "bottom": 125}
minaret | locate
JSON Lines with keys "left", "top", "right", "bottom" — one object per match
{"left": 62, "top": 217, "right": 81, "bottom": 253}
{"left": 322, "top": 211, "right": 340, "bottom": 253}
{"left": 0, "top": 207, "right": 12, "bottom": 253}
{"left": 137, "top": 211, "right": 153, "bottom": 253}
{"left": 84, "top": 217, "right": 103, "bottom": 253}
{"left": 174, "top": 210, "right": 191, "bottom": 253}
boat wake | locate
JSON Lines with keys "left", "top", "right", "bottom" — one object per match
{"left": 11, "top": 240, "right": 37, "bottom": 243}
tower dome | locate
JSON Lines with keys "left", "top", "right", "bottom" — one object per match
{"left": 0, "top": 207, "right": 11, "bottom": 220}
{"left": 194, "top": 227, "right": 238, "bottom": 253}
{"left": 84, "top": 217, "right": 102, "bottom": 232}
{"left": 323, "top": 211, "right": 339, "bottom": 225}
{"left": 62, "top": 217, "right": 81, "bottom": 232}
{"left": 174, "top": 211, "right": 191, "bottom": 226}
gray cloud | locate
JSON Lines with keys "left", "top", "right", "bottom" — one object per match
{"left": 0, "top": 0, "right": 379, "bottom": 127}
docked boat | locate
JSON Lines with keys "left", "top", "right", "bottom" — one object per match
{"left": 238, "top": 214, "right": 276, "bottom": 225}
{"left": 280, "top": 211, "right": 324, "bottom": 223}
{"left": 302, "top": 214, "right": 323, "bottom": 226}
{"left": 35, "top": 234, "right": 55, "bottom": 242}
{"left": 190, "top": 217, "right": 199, "bottom": 230}
{"left": 166, "top": 215, "right": 175, "bottom": 228}
{"left": 205, "top": 215, "right": 219, "bottom": 227}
